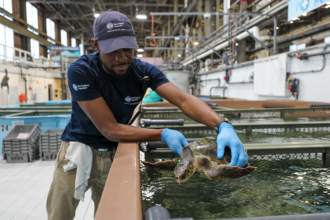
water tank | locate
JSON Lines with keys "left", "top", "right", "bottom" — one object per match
{"left": 165, "top": 70, "right": 189, "bottom": 93}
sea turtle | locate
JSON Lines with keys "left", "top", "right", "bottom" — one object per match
{"left": 142, "top": 138, "right": 256, "bottom": 184}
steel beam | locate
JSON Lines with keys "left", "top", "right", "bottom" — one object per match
{"left": 156, "top": 0, "right": 197, "bottom": 57}
{"left": 27, "top": 1, "right": 182, "bottom": 7}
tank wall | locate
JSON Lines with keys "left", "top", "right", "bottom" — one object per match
{"left": 200, "top": 44, "right": 330, "bottom": 102}
{"left": 165, "top": 70, "right": 189, "bottom": 93}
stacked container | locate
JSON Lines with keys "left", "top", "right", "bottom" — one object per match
{"left": 39, "top": 129, "right": 63, "bottom": 161}
{"left": 2, "top": 125, "right": 41, "bottom": 163}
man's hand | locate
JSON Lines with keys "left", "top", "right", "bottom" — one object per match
{"left": 217, "top": 123, "right": 249, "bottom": 167}
{"left": 161, "top": 128, "right": 189, "bottom": 155}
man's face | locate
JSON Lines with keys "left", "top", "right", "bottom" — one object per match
{"left": 92, "top": 39, "right": 134, "bottom": 78}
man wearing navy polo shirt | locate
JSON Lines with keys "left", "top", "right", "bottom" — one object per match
{"left": 47, "top": 10, "right": 249, "bottom": 220}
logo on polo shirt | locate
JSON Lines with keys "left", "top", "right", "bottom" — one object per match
{"left": 107, "top": 22, "right": 113, "bottom": 30}
{"left": 72, "top": 84, "right": 78, "bottom": 91}
{"left": 125, "top": 96, "right": 132, "bottom": 102}
{"left": 72, "top": 84, "right": 90, "bottom": 91}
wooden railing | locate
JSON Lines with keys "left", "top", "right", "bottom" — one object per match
{"left": 95, "top": 108, "right": 142, "bottom": 220}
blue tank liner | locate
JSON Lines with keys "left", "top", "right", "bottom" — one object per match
{"left": 198, "top": 97, "right": 211, "bottom": 100}
{"left": 3, "top": 105, "right": 21, "bottom": 108}
{"left": 44, "top": 100, "right": 72, "bottom": 105}
{"left": 0, "top": 115, "right": 70, "bottom": 156}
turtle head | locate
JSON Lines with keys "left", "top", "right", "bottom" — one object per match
{"left": 174, "top": 147, "right": 196, "bottom": 184}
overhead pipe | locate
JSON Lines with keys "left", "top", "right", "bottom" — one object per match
{"left": 247, "top": 23, "right": 330, "bottom": 54}
{"left": 182, "top": 0, "right": 287, "bottom": 64}
{"left": 255, "top": 0, "right": 278, "bottom": 12}
{"left": 183, "top": 26, "right": 271, "bottom": 66}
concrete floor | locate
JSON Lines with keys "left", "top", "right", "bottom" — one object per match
{"left": 0, "top": 157, "right": 94, "bottom": 220}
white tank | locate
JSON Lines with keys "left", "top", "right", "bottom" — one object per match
{"left": 165, "top": 70, "right": 189, "bottom": 93}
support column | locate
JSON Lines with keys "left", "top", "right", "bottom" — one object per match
{"left": 216, "top": 0, "right": 220, "bottom": 28}
{"left": 174, "top": 0, "right": 178, "bottom": 62}
{"left": 197, "top": 0, "right": 203, "bottom": 38}
{"left": 56, "top": 21, "right": 62, "bottom": 45}
{"left": 184, "top": 0, "right": 189, "bottom": 57}
{"left": 204, "top": 0, "right": 212, "bottom": 37}
{"left": 237, "top": 40, "right": 246, "bottom": 63}
{"left": 223, "top": 0, "right": 229, "bottom": 26}
{"left": 167, "top": 18, "right": 171, "bottom": 62}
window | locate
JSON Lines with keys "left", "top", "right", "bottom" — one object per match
{"left": 26, "top": 2, "right": 39, "bottom": 58}
{"left": 26, "top": 2, "right": 38, "bottom": 30}
{"left": 30, "top": 39, "right": 39, "bottom": 59}
{"left": 0, "top": 24, "right": 14, "bottom": 60}
{"left": 61, "top": 30, "right": 67, "bottom": 46}
{"left": 71, "top": 38, "right": 76, "bottom": 47}
{"left": 0, "top": 0, "right": 13, "bottom": 20}
{"left": 46, "top": 18, "right": 55, "bottom": 42}
{"left": 79, "top": 44, "right": 84, "bottom": 55}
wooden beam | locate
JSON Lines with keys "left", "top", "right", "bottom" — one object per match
{"left": 0, "top": 16, "right": 56, "bottom": 46}
{"left": 0, "top": 7, "right": 61, "bottom": 45}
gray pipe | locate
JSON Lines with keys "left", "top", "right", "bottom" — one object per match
{"left": 141, "top": 107, "right": 178, "bottom": 112}
{"left": 140, "top": 119, "right": 184, "bottom": 128}
{"left": 144, "top": 206, "right": 171, "bottom": 220}
{"left": 247, "top": 23, "right": 330, "bottom": 54}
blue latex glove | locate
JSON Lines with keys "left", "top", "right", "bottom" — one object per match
{"left": 161, "top": 128, "right": 189, "bottom": 155}
{"left": 217, "top": 123, "right": 249, "bottom": 167}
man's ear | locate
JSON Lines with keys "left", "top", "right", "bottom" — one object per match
{"left": 91, "top": 38, "right": 100, "bottom": 51}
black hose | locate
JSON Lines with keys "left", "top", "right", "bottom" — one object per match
{"left": 309, "top": 103, "right": 330, "bottom": 107}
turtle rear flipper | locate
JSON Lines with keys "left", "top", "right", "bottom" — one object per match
{"left": 141, "top": 160, "right": 178, "bottom": 170}
{"left": 204, "top": 165, "right": 256, "bottom": 180}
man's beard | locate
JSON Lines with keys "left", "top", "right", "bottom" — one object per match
{"left": 100, "top": 58, "right": 132, "bottom": 79}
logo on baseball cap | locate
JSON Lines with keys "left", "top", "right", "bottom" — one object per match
{"left": 93, "top": 10, "right": 138, "bottom": 53}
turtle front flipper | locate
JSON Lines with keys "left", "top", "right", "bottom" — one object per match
{"left": 204, "top": 165, "right": 257, "bottom": 180}
{"left": 141, "top": 160, "right": 178, "bottom": 170}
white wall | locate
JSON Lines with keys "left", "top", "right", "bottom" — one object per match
{"left": 200, "top": 44, "right": 330, "bottom": 102}
{"left": 0, "top": 63, "right": 63, "bottom": 106}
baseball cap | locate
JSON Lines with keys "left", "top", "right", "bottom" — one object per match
{"left": 93, "top": 10, "right": 138, "bottom": 53}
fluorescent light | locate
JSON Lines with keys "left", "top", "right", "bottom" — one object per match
{"left": 137, "top": 54, "right": 143, "bottom": 57}
{"left": 235, "top": 43, "right": 238, "bottom": 46}
{"left": 276, "top": 27, "right": 279, "bottom": 29}
{"left": 178, "top": 54, "right": 181, "bottom": 57}
{"left": 302, "top": 12, "right": 307, "bottom": 16}
{"left": 94, "top": 13, "right": 100, "bottom": 18}
{"left": 136, "top": 15, "right": 147, "bottom": 19}
{"left": 137, "top": 48, "right": 144, "bottom": 52}
{"left": 194, "top": 42, "right": 199, "bottom": 45}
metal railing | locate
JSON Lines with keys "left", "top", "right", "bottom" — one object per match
{"left": 141, "top": 107, "right": 330, "bottom": 121}
{"left": 0, "top": 43, "right": 68, "bottom": 70}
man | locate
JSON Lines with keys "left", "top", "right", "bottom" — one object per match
{"left": 47, "top": 10, "right": 248, "bottom": 220}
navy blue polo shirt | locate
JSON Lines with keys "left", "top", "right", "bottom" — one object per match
{"left": 61, "top": 52, "right": 169, "bottom": 149}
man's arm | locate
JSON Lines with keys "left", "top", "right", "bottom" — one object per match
{"left": 78, "top": 97, "right": 163, "bottom": 142}
{"left": 155, "top": 82, "right": 221, "bottom": 128}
